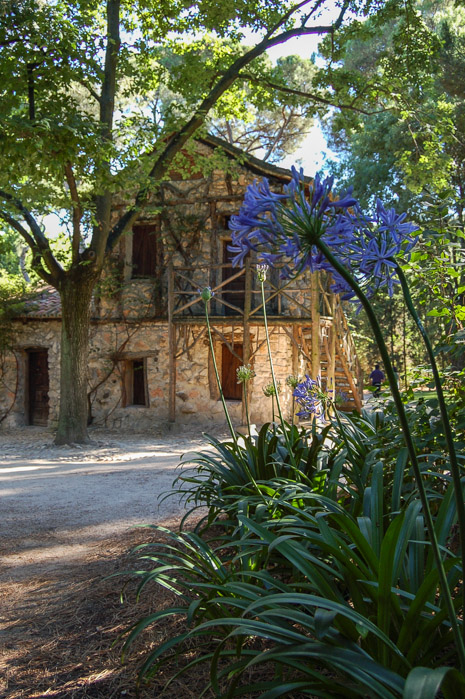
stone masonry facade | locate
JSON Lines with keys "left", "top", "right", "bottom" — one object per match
{"left": 0, "top": 136, "right": 362, "bottom": 432}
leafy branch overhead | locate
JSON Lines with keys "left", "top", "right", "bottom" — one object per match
{"left": 0, "top": 0, "right": 384, "bottom": 278}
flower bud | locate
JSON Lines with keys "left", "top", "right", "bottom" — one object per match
{"left": 199, "top": 287, "right": 214, "bottom": 302}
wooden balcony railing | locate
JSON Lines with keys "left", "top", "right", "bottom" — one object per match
{"left": 167, "top": 260, "right": 321, "bottom": 320}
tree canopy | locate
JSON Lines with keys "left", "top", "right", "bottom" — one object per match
{"left": 315, "top": 0, "right": 465, "bottom": 374}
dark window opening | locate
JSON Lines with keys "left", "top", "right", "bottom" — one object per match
{"left": 132, "top": 224, "right": 158, "bottom": 278}
{"left": 222, "top": 239, "right": 245, "bottom": 315}
{"left": 221, "top": 343, "right": 243, "bottom": 400}
{"left": 123, "top": 359, "right": 148, "bottom": 406}
{"left": 218, "top": 214, "right": 232, "bottom": 231}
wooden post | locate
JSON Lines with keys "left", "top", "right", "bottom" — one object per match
{"left": 328, "top": 294, "right": 336, "bottom": 394}
{"left": 242, "top": 257, "right": 252, "bottom": 426}
{"left": 292, "top": 325, "right": 299, "bottom": 422}
{"left": 168, "top": 261, "right": 176, "bottom": 423}
{"left": 311, "top": 271, "right": 321, "bottom": 379}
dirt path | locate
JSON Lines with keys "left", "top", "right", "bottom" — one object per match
{"left": 0, "top": 427, "right": 221, "bottom": 698}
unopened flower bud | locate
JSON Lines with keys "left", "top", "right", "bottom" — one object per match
{"left": 199, "top": 287, "right": 214, "bottom": 302}
{"left": 257, "top": 263, "right": 269, "bottom": 282}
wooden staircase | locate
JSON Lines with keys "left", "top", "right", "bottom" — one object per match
{"left": 300, "top": 300, "right": 363, "bottom": 412}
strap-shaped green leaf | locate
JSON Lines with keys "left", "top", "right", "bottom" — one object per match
{"left": 403, "top": 666, "right": 465, "bottom": 699}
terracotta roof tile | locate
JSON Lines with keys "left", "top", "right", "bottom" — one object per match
{"left": 21, "top": 286, "right": 62, "bottom": 318}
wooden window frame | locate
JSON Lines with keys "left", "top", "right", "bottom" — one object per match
{"left": 122, "top": 358, "right": 149, "bottom": 407}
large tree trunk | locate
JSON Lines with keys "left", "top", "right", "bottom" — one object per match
{"left": 54, "top": 271, "right": 97, "bottom": 445}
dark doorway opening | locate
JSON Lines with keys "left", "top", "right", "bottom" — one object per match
{"left": 221, "top": 343, "right": 243, "bottom": 400}
{"left": 28, "top": 349, "right": 49, "bottom": 425}
{"left": 123, "top": 359, "right": 148, "bottom": 406}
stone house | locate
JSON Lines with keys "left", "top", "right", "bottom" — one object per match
{"left": 0, "top": 135, "right": 363, "bottom": 432}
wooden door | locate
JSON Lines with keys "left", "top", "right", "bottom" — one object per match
{"left": 28, "top": 350, "right": 49, "bottom": 426}
{"left": 222, "top": 240, "right": 245, "bottom": 315}
{"left": 221, "top": 343, "right": 243, "bottom": 400}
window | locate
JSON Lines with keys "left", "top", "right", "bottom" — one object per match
{"left": 221, "top": 343, "right": 243, "bottom": 400}
{"left": 123, "top": 359, "right": 148, "bottom": 406}
{"left": 132, "top": 223, "right": 158, "bottom": 278}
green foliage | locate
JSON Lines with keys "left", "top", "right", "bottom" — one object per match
{"left": 120, "top": 410, "right": 463, "bottom": 695}
{"left": 0, "top": 226, "right": 35, "bottom": 355}
{"left": 317, "top": 1, "right": 465, "bottom": 381}
{"left": 167, "top": 421, "right": 331, "bottom": 529}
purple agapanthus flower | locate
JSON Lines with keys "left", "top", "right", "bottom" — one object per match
{"left": 293, "top": 375, "right": 324, "bottom": 419}
{"left": 229, "top": 166, "right": 419, "bottom": 301}
{"left": 228, "top": 168, "right": 357, "bottom": 279}
{"left": 327, "top": 200, "right": 419, "bottom": 299}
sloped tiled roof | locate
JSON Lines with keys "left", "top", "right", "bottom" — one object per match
{"left": 198, "top": 134, "right": 313, "bottom": 183}
{"left": 20, "top": 286, "right": 62, "bottom": 318}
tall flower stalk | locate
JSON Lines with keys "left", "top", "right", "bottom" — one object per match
{"left": 315, "top": 239, "right": 465, "bottom": 669}
{"left": 396, "top": 262, "right": 465, "bottom": 618}
{"left": 258, "top": 265, "right": 297, "bottom": 467}
{"left": 200, "top": 288, "right": 237, "bottom": 447}
{"left": 237, "top": 364, "right": 255, "bottom": 438}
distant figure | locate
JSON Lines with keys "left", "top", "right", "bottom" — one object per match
{"left": 370, "top": 364, "right": 385, "bottom": 396}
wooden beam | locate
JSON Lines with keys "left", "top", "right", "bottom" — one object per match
{"left": 334, "top": 327, "right": 363, "bottom": 412}
{"left": 311, "top": 272, "right": 321, "bottom": 379}
{"left": 168, "top": 261, "right": 176, "bottom": 422}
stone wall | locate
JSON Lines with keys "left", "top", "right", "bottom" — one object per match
{"left": 1, "top": 318, "right": 304, "bottom": 432}
{"left": 0, "top": 320, "right": 61, "bottom": 428}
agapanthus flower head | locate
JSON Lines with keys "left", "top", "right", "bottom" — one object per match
{"left": 328, "top": 202, "right": 420, "bottom": 300}
{"left": 263, "top": 381, "right": 281, "bottom": 397}
{"left": 199, "top": 287, "right": 214, "bottom": 302}
{"left": 237, "top": 364, "right": 255, "bottom": 384}
{"left": 286, "top": 374, "right": 301, "bottom": 390}
{"left": 230, "top": 167, "right": 419, "bottom": 303}
{"left": 293, "top": 375, "right": 324, "bottom": 418}
{"left": 228, "top": 169, "right": 357, "bottom": 279}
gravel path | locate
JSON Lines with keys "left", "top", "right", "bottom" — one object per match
{"left": 0, "top": 426, "right": 219, "bottom": 581}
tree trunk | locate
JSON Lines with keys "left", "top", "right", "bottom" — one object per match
{"left": 54, "top": 272, "right": 97, "bottom": 445}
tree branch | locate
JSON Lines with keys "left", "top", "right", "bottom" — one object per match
{"left": 77, "top": 78, "right": 101, "bottom": 104}
{"left": 238, "top": 73, "right": 388, "bottom": 115}
{"left": 0, "top": 210, "right": 55, "bottom": 285}
{"left": 107, "top": 7, "right": 354, "bottom": 251}
{"left": 262, "top": 108, "right": 292, "bottom": 162}
{"left": 0, "top": 190, "right": 63, "bottom": 282}
{"left": 64, "top": 162, "right": 83, "bottom": 263}
{"left": 264, "top": 0, "right": 317, "bottom": 40}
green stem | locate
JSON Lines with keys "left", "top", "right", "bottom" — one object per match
{"left": 317, "top": 239, "right": 465, "bottom": 672}
{"left": 204, "top": 300, "right": 238, "bottom": 447}
{"left": 260, "top": 280, "right": 297, "bottom": 467}
{"left": 397, "top": 263, "right": 465, "bottom": 627}
{"left": 244, "top": 384, "right": 251, "bottom": 438}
